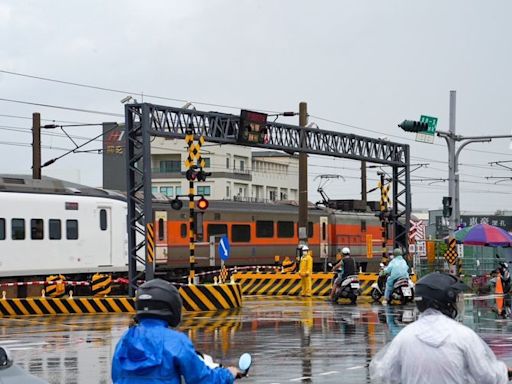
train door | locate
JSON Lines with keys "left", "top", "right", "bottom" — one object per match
{"left": 155, "top": 211, "right": 168, "bottom": 263}
{"left": 98, "top": 206, "right": 113, "bottom": 265}
{"left": 319, "top": 216, "right": 329, "bottom": 259}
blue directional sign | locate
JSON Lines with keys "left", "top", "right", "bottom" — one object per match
{"left": 219, "top": 235, "right": 230, "bottom": 261}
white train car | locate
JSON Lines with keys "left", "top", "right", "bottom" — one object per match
{"left": 0, "top": 175, "right": 129, "bottom": 279}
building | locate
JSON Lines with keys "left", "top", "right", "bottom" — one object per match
{"left": 102, "top": 123, "right": 298, "bottom": 200}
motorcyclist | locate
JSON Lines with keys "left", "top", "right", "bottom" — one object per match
{"left": 112, "top": 279, "right": 241, "bottom": 383}
{"left": 382, "top": 248, "right": 409, "bottom": 305}
{"left": 370, "top": 271, "right": 512, "bottom": 384}
{"left": 329, "top": 247, "right": 356, "bottom": 301}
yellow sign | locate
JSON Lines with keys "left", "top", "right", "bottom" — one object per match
{"left": 366, "top": 234, "right": 373, "bottom": 258}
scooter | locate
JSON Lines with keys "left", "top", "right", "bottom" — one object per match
{"left": 371, "top": 263, "right": 415, "bottom": 305}
{"left": 197, "top": 351, "right": 252, "bottom": 379}
{"left": 0, "top": 347, "right": 48, "bottom": 383}
{"left": 332, "top": 274, "right": 361, "bottom": 304}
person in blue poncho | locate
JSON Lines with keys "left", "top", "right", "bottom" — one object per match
{"left": 112, "top": 279, "right": 241, "bottom": 383}
{"left": 382, "top": 248, "right": 409, "bottom": 305}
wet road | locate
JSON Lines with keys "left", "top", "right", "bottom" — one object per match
{"left": 2, "top": 295, "right": 512, "bottom": 383}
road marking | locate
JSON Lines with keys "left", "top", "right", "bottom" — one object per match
{"left": 319, "top": 371, "right": 339, "bottom": 375}
{"left": 347, "top": 365, "right": 365, "bottom": 370}
{"left": 290, "top": 377, "right": 312, "bottom": 381}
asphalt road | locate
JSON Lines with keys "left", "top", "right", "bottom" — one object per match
{"left": 1, "top": 295, "right": 512, "bottom": 383}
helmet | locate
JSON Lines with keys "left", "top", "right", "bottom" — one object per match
{"left": 301, "top": 245, "right": 309, "bottom": 251}
{"left": 414, "top": 272, "right": 468, "bottom": 319}
{"left": 393, "top": 248, "right": 403, "bottom": 257}
{"left": 341, "top": 247, "right": 350, "bottom": 256}
{"left": 135, "top": 279, "right": 182, "bottom": 327}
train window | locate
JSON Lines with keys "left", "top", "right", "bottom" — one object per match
{"left": 256, "top": 221, "right": 274, "bottom": 238}
{"left": 180, "top": 223, "right": 187, "bottom": 238}
{"left": 158, "top": 218, "right": 165, "bottom": 240}
{"left": 322, "top": 222, "right": 327, "bottom": 241}
{"left": 12, "top": 219, "right": 25, "bottom": 240}
{"left": 232, "top": 225, "right": 250, "bottom": 242}
{"left": 277, "top": 221, "right": 294, "bottom": 238}
{"left": 49, "top": 219, "right": 61, "bottom": 240}
{"left": 0, "top": 219, "right": 4, "bottom": 240}
{"left": 361, "top": 220, "right": 367, "bottom": 232}
{"left": 207, "top": 224, "right": 227, "bottom": 239}
{"left": 100, "top": 209, "right": 108, "bottom": 231}
{"left": 31, "top": 219, "right": 44, "bottom": 240}
{"left": 66, "top": 220, "right": 79, "bottom": 240}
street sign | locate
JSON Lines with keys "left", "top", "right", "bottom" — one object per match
{"left": 219, "top": 235, "right": 230, "bottom": 261}
{"left": 416, "top": 115, "right": 438, "bottom": 144}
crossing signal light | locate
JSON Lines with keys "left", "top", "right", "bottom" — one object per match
{"left": 398, "top": 120, "right": 429, "bottom": 132}
{"left": 442, "top": 196, "right": 452, "bottom": 218}
{"left": 238, "top": 109, "right": 268, "bottom": 144}
{"left": 185, "top": 166, "right": 198, "bottom": 181}
{"left": 170, "top": 198, "right": 183, "bottom": 210}
{"left": 196, "top": 197, "right": 209, "bottom": 210}
{"left": 196, "top": 169, "right": 212, "bottom": 182}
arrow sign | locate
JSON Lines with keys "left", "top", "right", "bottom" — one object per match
{"left": 219, "top": 235, "right": 230, "bottom": 261}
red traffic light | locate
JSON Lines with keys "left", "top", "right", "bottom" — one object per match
{"left": 196, "top": 197, "right": 209, "bottom": 210}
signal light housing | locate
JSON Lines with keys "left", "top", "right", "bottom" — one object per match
{"left": 398, "top": 120, "right": 429, "bottom": 132}
{"left": 196, "top": 197, "right": 209, "bottom": 210}
{"left": 170, "top": 198, "right": 183, "bottom": 210}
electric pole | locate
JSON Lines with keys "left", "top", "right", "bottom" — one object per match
{"left": 32, "top": 112, "right": 41, "bottom": 179}
{"left": 298, "top": 102, "right": 308, "bottom": 244}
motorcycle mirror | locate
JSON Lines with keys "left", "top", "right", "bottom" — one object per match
{"left": 238, "top": 353, "right": 252, "bottom": 373}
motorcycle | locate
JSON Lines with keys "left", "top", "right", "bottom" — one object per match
{"left": 371, "top": 263, "right": 415, "bottom": 305}
{"left": 0, "top": 347, "right": 48, "bottom": 383}
{"left": 332, "top": 274, "right": 361, "bottom": 304}
{"left": 197, "top": 351, "right": 252, "bottom": 379}
{"left": 488, "top": 260, "right": 511, "bottom": 294}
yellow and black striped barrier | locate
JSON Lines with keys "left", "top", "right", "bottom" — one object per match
{"left": 179, "top": 283, "right": 242, "bottom": 312}
{"left": 0, "top": 297, "right": 135, "bottom": 316}
{"left": 232, "top": 272, "right": 378, "bottom": 297}
{"left": 91, "top": 273, "right": 112, "bottom": 297}
{"left": 45, "top": 275, "right": 67, "bottom": 298}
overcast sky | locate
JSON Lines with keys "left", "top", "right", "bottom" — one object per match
{"left": 0, "top": 0, "right": 511, "bottom": 213}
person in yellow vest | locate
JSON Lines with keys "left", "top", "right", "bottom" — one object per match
{"left": 299, "top": 245, "right": 313, "bottom": 297}
{"left": 282, "top": 256, "right": 297, "bottom": 273}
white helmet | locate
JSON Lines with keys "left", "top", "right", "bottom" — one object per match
{"left": 341, "top": 247, "right": 350, "bottom": 256}
{"left": 301, "top": 245, "right": 309, "bottom": 252}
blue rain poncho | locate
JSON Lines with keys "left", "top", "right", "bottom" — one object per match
{"left": 112, "top": 318, "right": 234, "bottom": 384}
{"left": 370, "top": 308, "right": 509, "bottom": 384}
{"left": 383, "top": 255, "right": 409, "bottom": 281}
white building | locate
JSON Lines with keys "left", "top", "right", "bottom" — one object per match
{"left": 150, "top": 138, "right": 298, "bottom": 201}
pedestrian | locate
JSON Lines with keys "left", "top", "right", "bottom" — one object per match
{"left": 112, "top": 279, "right": 241, "bottom": 383}
{"left": 299, "top": 245, "right": 313, "bottom": 297}
{"left": 382, "top": 248, "right": 409, "bottom": 305}
{"left": 370, "top": 271, "right": 512, "bottom": 383}
{"left": 329, "top": 247, "right": 356, "bottom": 301}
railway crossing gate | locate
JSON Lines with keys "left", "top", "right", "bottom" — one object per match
{"left": 124, "top": 104, "right": 411, "bottom": 295}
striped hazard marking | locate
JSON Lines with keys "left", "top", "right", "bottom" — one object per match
{"left": 179, "top": 283, "right": 242, "bottom": 312}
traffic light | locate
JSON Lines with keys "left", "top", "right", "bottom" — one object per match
{"left": 196, "top": 168, "right": 212, "bottom": 182}
{"left": 398, "top": 120, "right": 429, "bottom": 132}
{"left": 442, "top": 196, "right": 452, "bottom": 218}
{"left": 238, "top": 109, "right": 268, "bottom": 144}
{"left": 170, "top": 198, "right": 183, "bottom": 210}
{"left": 196, "top": 197, "right": 209, "bottom": 210}
{"left": 185, "top": 166, "right": 199, "bottom": 181}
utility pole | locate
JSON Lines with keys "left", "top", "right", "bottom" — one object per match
{"left": 32, "top": 112, "right": 41, "bottom": 179}
{"left": 361, "top": 161, "right": 367, "bottom": 205}
{"left": 298, "top": 102, "right": 308, "bottom": 244}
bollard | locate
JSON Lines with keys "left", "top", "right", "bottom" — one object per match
{"left": 41, "top": 289, "right": 45, "bottom": 298}
{"left": 214, "top": 276, "right": 218, "bottom": 285}
{"left": 91, "top": 273, "right": 112, "bottom": 297}
{"left": 69, "top": 290, "right": 73, "bottom": 298}
{"left": 1, "top": 291, "right": 5, "bottom": 300}
{"left": 45, "top": 274, "right": 66, "bottom": 298}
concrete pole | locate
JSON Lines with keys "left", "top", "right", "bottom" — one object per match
{"left": 298, "top": 102, "right": 308, "bottom": 244}
{"left": 448, "top": 90, "right": 457, "bottom": 238}
{"left": 32, "top": 113, "right": 41, "bottom": 179}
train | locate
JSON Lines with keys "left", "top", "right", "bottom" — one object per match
{"left": 0, "top": 175, "right": 384, "bottom": 285}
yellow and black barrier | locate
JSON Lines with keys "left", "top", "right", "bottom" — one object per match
{"left": 232, "top": 272, "right": 378, "bottom": 296}
{"left": 179, "top": 283, "right": 242, "bottom": 312}
{"left": 45, "top": 275, "right": 67, "bottom": 298}
{"left": 91, "top": 273, "right": 112, "bottom": 297}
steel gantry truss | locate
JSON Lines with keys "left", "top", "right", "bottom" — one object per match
{"left": 125, "top": 103, "right": 411, "bottom": 294}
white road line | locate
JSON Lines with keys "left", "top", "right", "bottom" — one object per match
{"left": 347, "top": 365, "right": 365, "bottom": 370}
{"left": 289, "top": 377, "right": 312, "bottom": 382}
{"left": 319, "top": 371, "right": 339, "bottom": 375}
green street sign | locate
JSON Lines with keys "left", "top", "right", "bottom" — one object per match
{"left": 419, "top": 115, "right": 438, "bottom": 135}
{"left": 416, "top": 115, "right": 438, "bottom": 144}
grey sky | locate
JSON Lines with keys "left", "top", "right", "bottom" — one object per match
{"left": 0, "top": 0, "right": 511, "bottom": 213}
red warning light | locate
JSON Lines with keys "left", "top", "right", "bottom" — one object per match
{"left": 196, "top": 197, "right": 209, "bottom": 210}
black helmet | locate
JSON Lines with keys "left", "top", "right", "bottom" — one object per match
{"left": 414, "top": 272, "right": 468, "bottom": 319}
{"left": 135, "top": 279, "right": 182, "bottom": 327}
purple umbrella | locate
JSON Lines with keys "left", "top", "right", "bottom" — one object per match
{"left": 462, "top": 223, "right": 512, "bottom": 247}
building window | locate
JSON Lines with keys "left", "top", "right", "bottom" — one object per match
{"left": 269, "top": 190, "right": 277, "bottom": 201}
{"left": 160, "top": 186, "right": 174, "bottom": 197}
{"left": 100, "top": 209, "right": 108, "bottom": 231}
{"left": 202, "top": 158, "right": 211, "bottom": 168}
{"left": 159, "top": 160, "right": 181, "bottom": 173}
{"left": 226, "top": 186, "right": 230, "bottom": 198}
{"left": 176, "top": 186, "right": 182, "bottom": 196}
{"left": 12, "top": 219, "right": 25, "bottom": 240}
{"left": 277, "top": 221, "right": 294, "bottom": 238}
{"left": 49, "top": 219, "right": 61, "bottom": 240}
{"left": 0, "top": 219, "right": 4, "bottom": 240}
{"left": 151, "top": 187, "right": 158, "bottom": 194}
{"left": 256, "top": 221, "right": 274, "bottom": 238}
{"left": 226, "top": 156, "right": 230, "bottom": 169}
{"left": 31, "top": 219, "right": 44, "bottom": 240}
{"left": 239, "top": 160, "right": 245, "bottom": 171}
{"left": 66, "top": 220, "right": 79, "bottom": 240}
{"left": 197, "top": 186, "right": 211, "bottom": 196}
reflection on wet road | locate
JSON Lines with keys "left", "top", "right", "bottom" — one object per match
{"left": 1, "top": 295, "right": 512, "bottom": 383}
